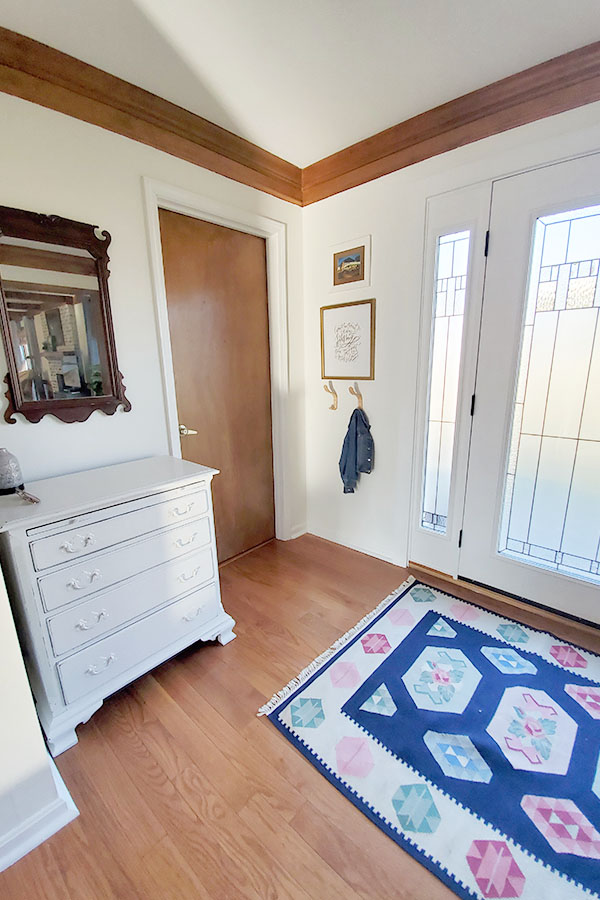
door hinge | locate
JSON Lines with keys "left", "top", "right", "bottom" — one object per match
{"left": 458, "top": 529, "right": 463, "bottom": 548}
{"left": 470, "top": 394, "right": 476, "bottom": 416}
{"left": 484, "top": 230, "right": 490, "bottom": 257}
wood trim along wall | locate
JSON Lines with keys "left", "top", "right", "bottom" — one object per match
{"left": 0, "top": 28, "right": 303, "bottom": 206}
{"left": 302, "top": 40, "right": 600, "bottom": 204}
{"left": 1, "top": 28, "right": 600, "bottom": 206}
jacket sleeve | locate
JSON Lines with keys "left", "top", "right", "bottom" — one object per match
{"left": 339, "top": 410, "right": 359, "bottom": 493}
{"left": 357, "top": 410, "right": 374, "bottom": 474}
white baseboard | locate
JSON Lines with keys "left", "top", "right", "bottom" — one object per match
{"left": 306, "top": 529, "right": 406, "bottom": 566}
{"left": 289, "top": 525, "right": 308, "bottom": 540}
{"left": 0, "top": 757, "right": 78, "bottom": 873}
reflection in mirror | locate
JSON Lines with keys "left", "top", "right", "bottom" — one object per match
{"left": 0, "top": 237, "right": 110, "bottom": 401}
{"left": 0, "top": 205, "right": 130, "bottom": 424}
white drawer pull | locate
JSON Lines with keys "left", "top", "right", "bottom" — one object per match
{"left": 85, "top": 653, "right": 116, "bottom": 675}
{"left": 170, "top": 502, "right": 195, "bottom": 518}
{"left": 67, "top": 569, "right": 102, "bottom": 590}
{"left": 75, "top": 609, "right": 108, "bottom": 631}
{"left": 60, "top": 533, "right": 96, "bottom": 554}
{"left": 174, "top": 532, "right": 198, "bottom": 548}
{"left": 177, "top": 566, "right": 202, "bottom": 583}
{"left": 182, "top": 603, "right": 206, "bottom": 622}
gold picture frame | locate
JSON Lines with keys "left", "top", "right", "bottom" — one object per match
{"left": 320, "top": 298, "right": 375, "bottom": 380}
{"left": 333, "top": 244, "right": 365, "bottom": 286}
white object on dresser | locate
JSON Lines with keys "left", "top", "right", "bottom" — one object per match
{"left": 0, "top": 456, "right": 236, "bottom": 757}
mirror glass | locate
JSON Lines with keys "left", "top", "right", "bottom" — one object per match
{"left": 0, "top": 236, "right": 110, "bottom": 401}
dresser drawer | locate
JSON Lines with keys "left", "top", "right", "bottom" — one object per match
{"left": 39, "top": 517, "right": 212, "bottom": 612}
{"left": 57, "top": 581, "right": 221, "bottom": 704}
{"left": 47, "top": 545, "right": 215, "bottom": 656}
{"left": 30, "top": 486, "right": 208, "bottom": 571}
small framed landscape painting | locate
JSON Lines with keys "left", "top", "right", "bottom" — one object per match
{"left": 331, "top": 235, "right": 371, "bottom": 290}
{"left": 320, "top": 298, "right": 375, "bottom": 380}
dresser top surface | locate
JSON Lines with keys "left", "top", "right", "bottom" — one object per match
{"left": 0, "top": 456, "right": 218, "bottom": 531}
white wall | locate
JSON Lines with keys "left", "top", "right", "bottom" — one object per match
{"left": 302, "top": 101, "right": 600, "bottom": 565}
{"left": 0, "top": 92, "right": 306, "bottom": 537}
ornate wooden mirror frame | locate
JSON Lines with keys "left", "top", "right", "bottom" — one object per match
{"left": 0, "top": 205, "right": 130, "bottom": 423}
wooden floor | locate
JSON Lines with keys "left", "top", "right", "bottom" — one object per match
{"left": 3, "top": 534, "right": 600, "bottom": 899}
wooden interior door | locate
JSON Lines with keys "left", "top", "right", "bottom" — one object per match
{"left": 158, "top": 210, "right": 275, "bottom": 563}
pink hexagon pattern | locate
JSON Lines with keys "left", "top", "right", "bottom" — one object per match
{"left": 335, "top": 736, "right": 374, "bottom": 778}
{"left": 564, "top": 683, "right": 600, "bottom": 719}
{"left": 329, "top": 662, "right": 360, "bottom": 689}
{"left": 387, "top": 607, "right": 415, "bottom": 627}
{"left": 521, "top": 796, "right": 600, "bottom": 858}
{"left": 549, "top": 644, "right": 587, "bottom": 669}
{"left": 466, "top": 840, "right": 525, "bottom": 898}
{"left": 361, "top": 633, "right": 391, "bottom": 654}
{"left": 486, "top": 687, "right": 577, "bottom": 774}
{"left": 450, "top": 601, "right": 480, "bottom": 623}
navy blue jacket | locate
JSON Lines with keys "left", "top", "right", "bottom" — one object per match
{"left": 339, "top": 408, "right": 374, "bottom": 493}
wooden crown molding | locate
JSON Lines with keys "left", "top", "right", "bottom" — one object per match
{"left": 0, "top": 28, "right": 600, "bottom": 207}
{"left": 0, "top": 28, "right": 303, "bottom": 205}
{"left": 302, "top": 40, "right": 600, "bottom": 205}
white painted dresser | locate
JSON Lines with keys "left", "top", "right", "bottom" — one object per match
{"left": 0, "top": 456, "right": 235, "bottom": 756}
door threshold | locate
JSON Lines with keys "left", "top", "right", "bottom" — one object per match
{"left": 219, "top": 538, "right": 275, "bottom": 569}
{"left": 409, "top": 561, "right": 600, "bottom": 644}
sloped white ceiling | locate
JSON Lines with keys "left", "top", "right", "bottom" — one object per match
{"left": 1, "top": 0, "right": 600, "bottom": 166}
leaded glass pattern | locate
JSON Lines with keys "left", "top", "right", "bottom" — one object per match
{"left": 421, "top": 231, "right": 470, "bottom": 533}
{"left": 499, "top": 204, "right": 600, "bottom": 583}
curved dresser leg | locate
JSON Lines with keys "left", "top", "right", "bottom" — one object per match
{"left": 217, "top": 627, "right": 236, "bottom": 646}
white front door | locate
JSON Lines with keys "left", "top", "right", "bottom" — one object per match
{"left": 459, "top": 154, "right": 600, "bottom": 624}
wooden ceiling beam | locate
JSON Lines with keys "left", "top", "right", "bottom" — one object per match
{"left": 0, "top": 29, "right": 599, "bottom": 207}
{"left": 0, "top": 27, "right": 303, "bottom": 206}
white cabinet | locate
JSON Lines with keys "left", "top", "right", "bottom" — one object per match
{"left": 0, "top": 456, "right": 235, "bottom": 756}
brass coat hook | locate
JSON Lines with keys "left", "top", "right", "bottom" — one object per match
{"left": 349, "top": 382, "right": 363, "bottom": 410}
{"left": 323, "top": 380, "right": 338, "bottom": 410}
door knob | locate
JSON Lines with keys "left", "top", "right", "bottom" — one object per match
{"left": 179, "top": 424, "right": 198, "bottom": 436}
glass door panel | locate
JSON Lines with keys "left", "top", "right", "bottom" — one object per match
{"left": 460, "top": 154, "right": 600, "bottom": 623}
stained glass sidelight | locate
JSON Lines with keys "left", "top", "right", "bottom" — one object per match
{"left": 421, "top": 231, "right": 471, "bottom": 533}
{"left": 499, "top": 204, "right": 600, "bottom": 583}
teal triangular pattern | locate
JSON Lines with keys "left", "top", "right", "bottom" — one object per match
{"left": 360, "top": 683, "right": 397, "bottom": 717}
{"left": 427, "top": 617, "right": 457, "bottom": 639}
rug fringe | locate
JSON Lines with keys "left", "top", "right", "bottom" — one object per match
{"left": 257, "top": 575, "right": 416, "bottom": 717}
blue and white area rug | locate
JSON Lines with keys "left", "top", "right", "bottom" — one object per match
{"left": 259, "top": 576, "right": 600, "bottom": 899}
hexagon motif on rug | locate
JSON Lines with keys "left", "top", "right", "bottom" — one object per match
{"left": 361, "top": 633, "right": 391, "bottom": 654}
{"left": 520, "top": 796, "right": 600, "bottom": 858}
{"left": 496, "top": 622, "right": 529, "bottom": 644}
{"left": 423, "top": 731, "right": 492, "bottom": 783}
{"left": 290, "top": 697, "right": 325, "bottom": 729}
{"left": 410, "top": 586, "right": 436, "bottom": 603}
{"left": 564, "top": 683, "right": 600, "bottom": 719}
{"left": 549, "top": 644, "right": 587, "bottom": 669}
{"left": 403, "top": 646, "right": 481, "bottom": 713}
{"left": 392, "top": 784, "right": 440, "bottom": 834}
{"left": 466, "top": 840, "right": 525, "bottom": 898}
{"left": 387, "top": 606, "right": 415, "bottom": 627}
{"left": 486, "top": 687, "right": 577, "bottom": 774}
{"left": 359, "top": 682, "right": 397, "bottom": 717}
{"left": 329, "top": 661, "right": 360, "bottom": 689}
{"left": 335, "top": 736, "right": 374, "bottom": 778}
{"left": 427, "top": 617, "right": 457, "bottom": 639}
{"left": 449, "top": 601, "right": 480, "bottom": 623}
{"left": 480, "top": 646, "right": 537, "bottom": 676}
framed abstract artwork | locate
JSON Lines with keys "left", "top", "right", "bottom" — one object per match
{"left": 320, "top": 298, "right": 375, "bottom": 380}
